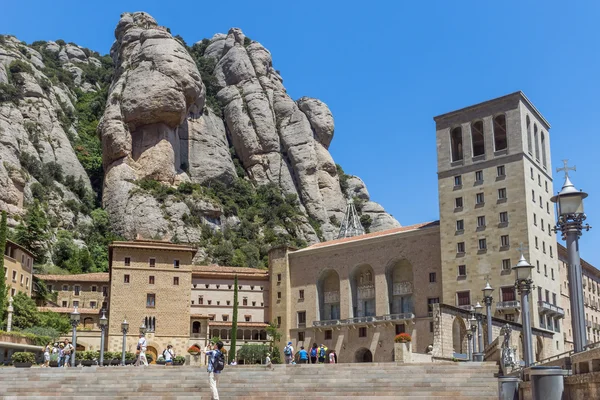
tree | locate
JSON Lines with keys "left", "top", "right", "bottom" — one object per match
{"left": 38, "top": 311, "right": 71, "bottom": 334}
{"left": 14, "top": 200, "right": 48, "bottom": 263}
{"left": 12, "top": 292, "right": 40, "bottom": 330}
{"left": 266, "top": 320, "right": 282, "bottom": 363}
{"left": 0, "top": 211, "right": 7, "bottom": 325}
{"left": 230, "top": 275, "right": 239, "bottom": 363}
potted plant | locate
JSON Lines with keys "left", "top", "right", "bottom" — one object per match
{"left": 394, "top": 333, "right": 412, "bottom": 363}
{"left": 80, "top": 351, "right": 98, "bottom": 366}
{"left": 110, "top": 352, "right": 121, "bottom": 366}
{"left": 125, "top": 352, "right": 136, "bottom": 365}
{"left": 146, "top": 352, "right": 154, "bottom": 364}
{"left": 173, "top": 355, "right": 186, "bottom": 366}
{"left": 49, "top": 353, "right": 59, "bottom": 367}
{"left": 12, "top": 352, "right": 36, "bottom": 368}
{"left": 156, "top": 355, "right": 166, "bottom": 365}
{"left": 102, "top": 351, "right": 114, "bottom": 366}
{"left": 187, "top": 345, "right": 201, "bottom": 356}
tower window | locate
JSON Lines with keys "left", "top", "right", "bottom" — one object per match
{"left": 497, "top": 165, "right": 505, "bottom": 177}
{"left": 457, "top": 291, "right": 470, "bottom": 306}
{"left": 149, "top": 276, "right": 155, "bottom": 284}
{"left": 502, "top": 259, "right": 511, "bottom": 271}
{"left": 429, "top": 272, "right": 436, "bottom": 283}
{"left": 458, "top": 265, "right": 467, "bottom": 277}
{"left": 541, "top": 133, "right": 547, "bottom": 168}
{"left": 475, "top": 170, "right": 483, "bottom": 182}
{"left": 450, "top": 127, "right": 463, "bottom": 161}
{"left": 359, "top": 327, "right": 367, "bottom": 337}
{"left": 454, "top": 175, "right": 462, "bottom": 186}
{"left": 501, "top": 235, "right": 510, "bottom": 248}
{"left": 534, "top": 124, "right": 540, "bottom": 160}
{"left": 124, "top": 274, "right": 130, "bottom": 283}
{"left": 124, "top": 257, "right": 130, "bottom": 266}
{"left": 149, "top": 258, "right": 156, "bottom": 267}
{"left": 471, "top": 121, "right": 485, "bottom": 157}
{"left": 477, "top": 216, "right": 486, "bottom": 228}
{"left": 476, "top": 193, "right": 484, "bottom": 205}
{"left": 526, "top": 115, "right": 532, "bottom": 154}
{"left": 498, "top": 188, "right": 507, "bottom": 200}
{"left": 456, "top": 220, "right": 464, "bottom": 231}
{"left": 493, "top": 115, "right": 508, "bottom": 151}
{"left": 455, "top": 197, "right": 463, "bottom": 209}
{"left": 499, "top": 212, "right": 508, "bottom": 223}
{"left": 457, "top": 242, "right": 465, "bottom": 253}
{"left": 478, "top": 238, "right": 487, "bottom": 250}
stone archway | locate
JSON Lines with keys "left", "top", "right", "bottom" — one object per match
{"left": 535, "top": 336, "right": 544, "bottom": 362}
{"left": 385, "top": 259, "right": 414, "bottom": 315}
{"left": 355, "top": 347, "right": 373, "bottom": 363}
{"left": 146, "top": 346, "right": 158, "bottom": 364}
{"left": 452, "top": 316, "right": 468, "bottom": 355}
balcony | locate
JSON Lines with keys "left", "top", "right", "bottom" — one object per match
{"left": 457, "top": 305, "right": 473, "bottom": 311}
{"left": 496, "top": 300, "right": 520, "bottom": 312}
{"left": 313, "top": 313, "right": 415, "bottom": 328}
{"left": 538, "top": 301, "right": 565, "bottom": 318}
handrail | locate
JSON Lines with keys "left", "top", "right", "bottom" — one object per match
{"left": 313, "top": 313, "right": 415, "bottom": 327}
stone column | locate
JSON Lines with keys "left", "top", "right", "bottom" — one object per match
{"left": 6, "top": 297, "right": 13, "bottom": 332}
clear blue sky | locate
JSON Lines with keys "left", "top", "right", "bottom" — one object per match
{"left": 2, "top": 1, "right": 599, "bottom": 266}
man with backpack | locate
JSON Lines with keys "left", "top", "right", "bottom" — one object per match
{"left": 163, "top": 345, "right": 174, "bottom": 366}
{"left": 283, "top": 342, "right": 294, "bottom": 364}
{"left": 203, "top": 341, "right": 225, "bottom": 400}
{"left": 318, "top": 344, "right": 328, "bottom": 364}
{"left": 310, "top": 343, "right": 318, "bottom": 364}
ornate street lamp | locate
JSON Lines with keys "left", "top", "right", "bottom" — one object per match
{"left": 551, "top": 161, "right": 591, "bottom": 353}
{"left": 466, "top": 330, "right": 473, "bottom": 361}
{"left": 513, "top": 250, "right": 534, "bottom": 367}
{"left": 121, "top": 318, "right": 129, "bottom": 366}
{"left": 474, "top": 301, "right": 484, "bottom": 354}
{"left": 482, "top": 281, "right": 494, "bottom": 346}
{"left": 70, "top": 307, "right": 80, "bottom": 367}
{"left": 469, "top": 315, "right": 477, "bottom": 361}
{"left": 139, "top": 321, "right": 147, "bottom": 335}
{"left": 99, "top": 310, "right": 108, "bottom": 366}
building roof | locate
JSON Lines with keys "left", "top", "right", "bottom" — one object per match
{"left": 109, "top": 240, "right": 197, "bottom": 254}
{"left": 37, "top": 307, "right": 101, "bottom": 314}
{"left": 557, "top": 243, "right": 600, "bottom": 278}
{"left": 192, "top": 265, "right": 269, "bottom": 278}
{"left": 300, "top": 221, "right": 440, "bottom": 252}
{"left": 208, "top": 321, "right": 269, "bottom": 328}
{"left": 35, "top": 273, "right": 109, "bottom": 283}
{"left": 6, "top": 239, "right": 35, "bottom": 258}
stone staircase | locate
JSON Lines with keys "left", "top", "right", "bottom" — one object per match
{"left": 0, "top": 362, "right": 500, "bottom": 399}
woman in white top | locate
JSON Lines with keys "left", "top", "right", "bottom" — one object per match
{"left": 43, "top": 343, "right": 51, "bottom": 367}
{"left": 134, "top": 333, "right": 148, "bottom": 366}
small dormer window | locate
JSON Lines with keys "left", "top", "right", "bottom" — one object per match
{"left": 174, "top": 260, "right": 180, "bottom": 268}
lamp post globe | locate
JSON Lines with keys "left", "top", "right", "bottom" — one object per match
{"left": 121, "top": 318, "right": 129, "bottom": 366}
{"left": 482, "top": 281, "right": 494, "bottom": 346}
{"left": 70, "top": 307, "right": 80, "bottom": 366}
{"left": 512, "top": 253, "right": 534, "bottom": 367}
{"left": 551, "top": 164, "right": 591, "bottom": 353}
{"left": 99, "top": 310, "right": 108, "bottom": 366}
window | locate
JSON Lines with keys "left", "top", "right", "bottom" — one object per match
{"left": 124, "top": 274, "right": 130, "bottom": 283}
{"left": 10, "top": 288, "right": 15, "bottom": 296}
{"left": 551, "top": 269, "right": 555, "bottom": 280}
{"left": 47, "top": 284, "right": 53, "bottom": 292}
{"left": 450, "top": 127, "right": 463, "bottom": 161}
{"left": 427, "top": 298, "right": 440, "bottom": 317}
{"left": 277, "top": 274, "right": 282, "bottom": 282}
{"left": 539, "top": 196, "right": 543, "bottom": 207}
{"left": 222, "top": 315, "right": 229, "bottom": 322}
{"left": 208, "top": 300, "right": 212, "bottom": 305}
{"left": 457, "top": 291, "right": 470, "bottom": 306}
{"left": 541, "top": 132, "right": 547, "bottom": 168}
{"left": 553, "top": 293, "right": 557, "bottom": 305}
{"left": 550, "top": 247, "right": 553, "bottom": 258}
{"left": 298, "top": 311, "right": 306, "bottom": 327}
{"left": 537, "top": 260, "right": 540, "bottom": 273}
{"left": 216, "top": 285, "right": 220, "bottom": 289}
{"left": 146, "top": 294, "right": 155, "bottom": 308}
{"left": 455, "top": 197, "right": 463, "bottom": 209}
{"left": 532, "top": 190, "right": 535, "bottom": 202}
{"left": 250, "top": 286, "right": 255, "bottom": 290}
{"left": 506, "top": 314, "right": 515, "bottom": 322}
{"left": 541, "top": 219, "right": 545, "bottom": 231}
{"left": 543, "top": 242, "right": 546, "bottom": 253}
{"left": 325, "top": 330, "right": 333, "bottom": 340}
{"left": 90, "top": 301, "right": 97, "bottom": 309}
{"left": 277, "top": 316, "right": 282, "bottom": 328}
{"left": 471, "top": 121, "right": 485, "bottom": 157}
{"left": 458, "top": 265, "right": 467, "bottom": 277}
{"left": 243, "top": 297, "right": 248, "bottom": 306}
{"left": 149, "top": 258, "right": 156, "bottom": 267}
{"left": 493, "top": 115, "right": 508, "bottom": 151}
{"left": 174, "top": 260, "right": 180, "bottom": 268}
{"left": 538, "top": 174, "right": 541, "bottom": 186}
{"left": 534, "top": 213, "right": 537, "bottom": 226}
{"left": 475, "top": 170, "right": 483, "bottom": 182}
{"left": 198, "top": 296, "right": 203, "bottom": 305}
{"left": 478, "top": 238, "right": 487, "bottom": 250}
{"left": 531, "top": 167, "right": 534, "bottom": 179}
{"left": 526, "top": 115, "right": 532, "bottom": 154}
{"left": 429, "top": 272, "right": 436, "bottom": 283}
{"left": 245, "top": 315, "right": 251, "bottom": 322}
{"left": 173, "top": 277, "right": 179, "bottom": 285}
{"left": 62, "top": 301, "right": 68, "bottom": 307}
{"left": 149, "top": 276, "right": 155, "bottom": 284}
{"left": 477, "top": 216, "right": 486, "bottom": 228}
{"left": 499, "top": 211, "right": 508, "bottom": 223}
{"left": 502, "top": 259, "right": 511, "bottom": 271}
{"left": 102, "top": 286, "right": 108, "bottom": 296}
{"left": 497, "top": 165, "right": 505, "bottom": 177}
{"left": 124, "top": 257, "right": 131, "bottom": 266}
{"left": 534, "top": 124, "right": 540, "bottom": 160}
{"left": 91, "top": 286, "right": 97, "bottom": 292}
{"left": 545, "top": 181, "right": 548, "bottom": 193}
{"left": 476, "top": 192, "right": 484, "bottom": 205}
{"left": 277, "top": 292, "right": 282, "bottom": 299}
{"left": 20, "top": 274, "right": 23, "bottom": 284}
{"left": 73, "top": 301, "right": 79, "bottom": 308}
{"left": 454, "top": 175, "right": 462, "bottom": 186}
{"left": 498, "top": 188, "right": 507, "bottom": 200}
{"left": 456, "top": 220, "right": 464, "bottom": 231}
{"left": 457, "top": 242, "right": 465, "bottom": 253}
{"left": 12, "top": 271, "right": 17, "bottom": 281}
{"left": 535, "top": 237, "right": 539, "bottom": 249}
{"left": 359, "top": 327, "right": 367, "bottom": 337}
{"left": 501, "top": 287, "right": 516, "bottom": 302}
{"left": 299, "top": 290, "right": 304, "bottom": 300}
{"left": 544, "top": 265, "right": 548, "bottom": 277}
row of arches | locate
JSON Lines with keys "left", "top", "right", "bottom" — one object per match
{"left": 210, "top": 328, "right": 268, "bottom": 341}
{"left": 317, "top": 260, "right": 414, "bottom": 321}
{"left": 450, "top": 115, "right": 508, "bottom": 162}
{"left": 526, "top": 115, "right": 547, "bottom": 167}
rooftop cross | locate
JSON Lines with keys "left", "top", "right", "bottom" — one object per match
{"left": 516, "top": 242, "right": 528, "bottom": 255}
{"left": 556, "top": 159, "right": 576, "bottom": 180}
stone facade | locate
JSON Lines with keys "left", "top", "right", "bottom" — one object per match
{"left": 36, "top": 273, "right": 109, "bottom": 315}
{"left": 434, "top": 91, "right": 564, "bottom": 357}
{"left": 3, "top": 240, "right": 34, "bottom": 297}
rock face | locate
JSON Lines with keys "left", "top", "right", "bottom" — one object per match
{"left": 0, "top": 35, "right": 93, "bottom": 228}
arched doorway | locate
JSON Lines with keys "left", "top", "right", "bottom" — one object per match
{"left": 535, "top": 336, "right": 544, "bottom": 362}
{"left": 355, "top": 348, "right": 373, "bottom": 363}
{"left": 317, "top": 269, "right": 341, "bottom": 321}
{"left": 452, "top": 316, "right": 468, "bottom": 355}
{"left": 386, "top": 259, "right": 414, "bottom": 315}
{"left": 146, "top": 346, "right": 158, "bottom": 364}
{"left": 350, "top": 264, "right": 376, "bottom": 318}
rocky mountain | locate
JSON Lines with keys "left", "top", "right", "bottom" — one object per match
{"left": 0, "top": 11, "right": 399, "bottom": 271}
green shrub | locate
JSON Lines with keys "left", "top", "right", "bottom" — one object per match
{"left": 11, "top": 351, "right": 36, "bottom": 364}
{"left": 21, "top": 326, "right": 60, "bottom": 340}
{"left": 174, "top": 355, "right": 186, "bottom": 364}
{"left": 125, "top": 352, "right": 136, "bottom": 361}
{"left": 146, "top": 352, "right": 154, "bottom": 363}
{"left": 0, "top": 83, "right": 21, "bottom": 103}
{"left": 9, "top": 60, "right": 33, "bottom": 75}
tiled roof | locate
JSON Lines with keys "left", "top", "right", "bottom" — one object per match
{"left": 304, "top": 221, "right": 440, "bottom": 250}
{"left": 37, "top": 307, "right": 101, "bottom": 314}
{"left": 110, "top": 240, "right": 197, "bottom": 253}
{"left": 35, "top": 273, "right": 109, "bottom": 282}
{"left": 208, "top": 321, "right": 269, "bottom": 328}
{"left": 192, "top": 265, "right": 268, "bottom": 276}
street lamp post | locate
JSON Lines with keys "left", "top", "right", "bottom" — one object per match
{"left": 466, "top": 331, "right": 473, "bottom": 361}
{"left": 482, "top": 282, "right": 494, "bottom": 346}
{"left": 70, "top": 307, "right": 80, "bottom": 367}
{"left": 469, "top": 316, "right": 477, "bottom": 360}
{"left": 551, "top": 161, "right": 591, "bottom": 353}
{"left": 121, "top": 318, "right": 129, "bottom": 366}
{"left": 513, "top": 251, "right": 534, "bottom": 367}
{"left": 99, "top": 310, "right": 108, "bottom": 366}
{"left": 475, "top": 302, "right": 484, "bottom": 353}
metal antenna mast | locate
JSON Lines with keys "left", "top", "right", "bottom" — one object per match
{"left": 337, "top": 198, "right": 365, "bottom": 239}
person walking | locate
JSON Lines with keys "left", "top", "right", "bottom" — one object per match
{"left": 309, "top": 343, "right": 318, "bottom": 364}
{"left": 298, "top": 346, "right": 308, "bottom": 364}
{"left": 329, "top": 349, "right": 337, "bottom": 364}
{"left": 203, "top": 341, "right": 225, "bottom": 400}
{"left": 264, "top": 353, "right": 273, "bottom": 370}
{"left": 57, "top": 343, "right": 64, "bottom": 367}
{"left": 63, "top": 339, "right": 74, "bottom": 367}
{"left": 163, "top": 345, "right": 174, "bottom": 366}
{"left": 43, "top": 343, "right": 51, "bottom": 367}
{"left": 283, "top": 342, "right": 294, "bottom": 364}
{"left": 134, "top": 333, "right": 148, "bottom": 366}
{"left": 318, "top": 344, "right": 328, "bottom": 364}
